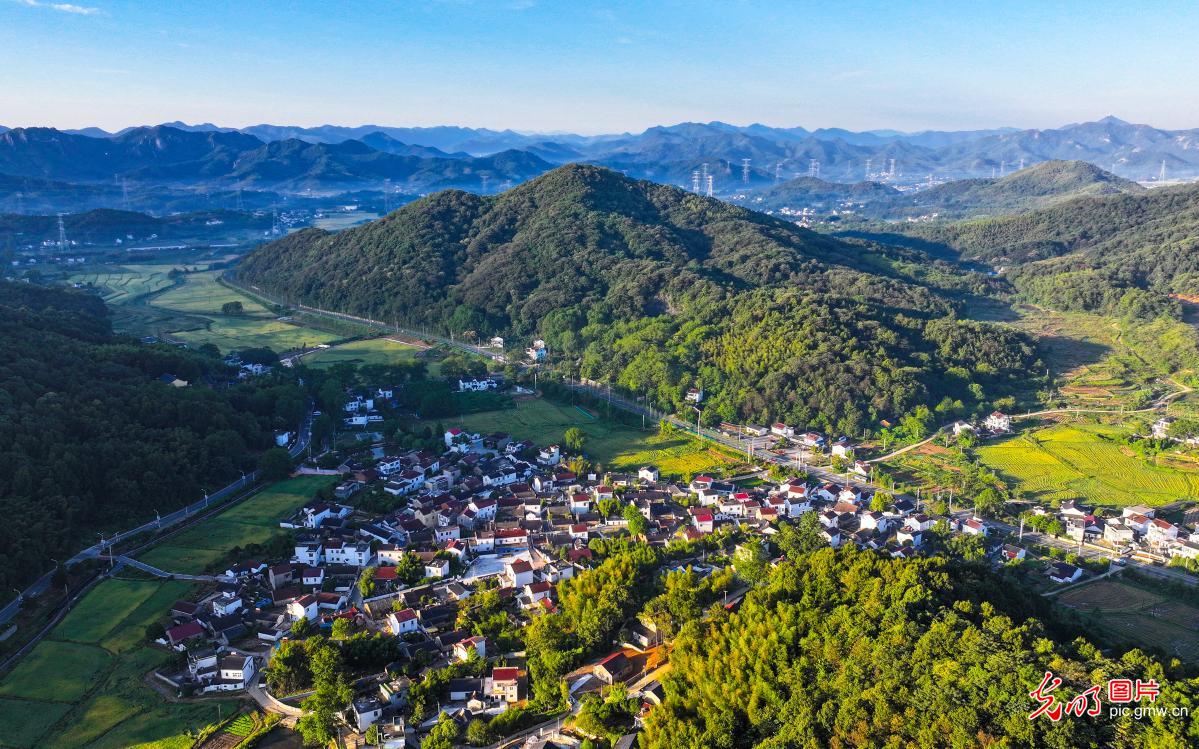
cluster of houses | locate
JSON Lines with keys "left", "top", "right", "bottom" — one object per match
{"left": 1037, "top": 499, "right": 1199, "bottom": 563}
{"left": 154, "top": 414, "right": 1020, "bottom": 743}
{"left": 342, "top": 387, "right": 395, "bottom": 428}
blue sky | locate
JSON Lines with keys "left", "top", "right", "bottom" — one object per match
{"left": 2, "top": 0, "right": 1198, "bottom": 133}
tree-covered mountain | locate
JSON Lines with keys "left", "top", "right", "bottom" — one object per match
{"left": 0, "top": 281, "right": 306, "bottom": 596}
{"left": 238, "top": 164, "right": 1038, "bottom": 435}
{"left": 641, "top": 547, "right": 1199, "bottom": 748}
{"left": 880, "top": 160, "right": 1145, "bottom": 218}
{"left": 739, "top": 161, "right": 1143, "bottom": 220}
{"left": 906, "top": 181, "right": 1199, "bottom": 321}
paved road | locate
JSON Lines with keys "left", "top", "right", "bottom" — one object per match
{"left": 0, "top": 410, "right": 312, "bottom": 626}
{"left": 106, "top": 555, "right": 225, "bottom": 582}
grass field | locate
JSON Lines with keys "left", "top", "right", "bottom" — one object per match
{"left": 1057, "top": 579, "right": 1199, "bottom": 662}
{"left": 0, "top": 476, "right": 331, "bottom": 748}
{"left": 145, "top": 271, "right": 337, "bottom": 353}
{"left": 0, "top": 641, "right": 111, "bottom": 702}
{"left": 976, "top": 422, "right": 1199, "bottom": 507}
{"left": 441, "top": 397, "right": 740, "bottom": 478}
{"left": 304, "top": 337, "right": 424, "bottom": 369}
{"left": 139, "top": 475, "right": 331, "bottom": 575}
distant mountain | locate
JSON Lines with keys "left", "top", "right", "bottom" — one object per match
{"left": 237, "top": 163, "right": 1037, "bottom": 434}
{"left": 879, "top": 160, "right": 1145, "bottom": 218}
{"left": 358, "top": 132, "right": 463, "bottom": 159}
{"left": 738, "top": 160, "right": 1145, "bottom": 221}
{"left": 0, "top": 126, "right": 554, "bottom": 192}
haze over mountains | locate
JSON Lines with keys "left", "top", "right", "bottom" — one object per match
{"left": 1, "top": 116, "right": 1197, "bottom": 202}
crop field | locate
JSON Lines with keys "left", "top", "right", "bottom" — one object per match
{"left": 66, "top": 266, "right": 176, "bottom": 304}
{"left": 137, "top": 475, "right": 331, "bottom": 575}
{"left": 52, "top": 579, "right": 164, "bottom": 644}
{"left": 441, "top": 397, "right": 740, "bottom": 478}
{"left": 1058, "top": 580, "right": 1199, "bottom": 662}
{"left": 975, "top": 422, "right": 1199, "bottom": 507}
{"left": 0, "top": 476, "right": 329, "bottom": 747}
{"left": 148, "top": 271, "right": 337, "bottom": 353}
{"left": 304, "top": 337, "right": 424, "bottom": 369}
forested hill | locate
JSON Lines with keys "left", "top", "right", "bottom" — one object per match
{"left": 880, "top": 160, "right": 1145, "bottom": 219}
{"left": 904, "top": 181, "right": 1199, "bottom": 321}
{"left": 239, "top": 164, "right": 1038, "bottom": 435}
{"left": 641, "top": 548, "right": 1198, "bottom": 748}
{"left": 0, "top": 282, "right": 305, "bottom": 595}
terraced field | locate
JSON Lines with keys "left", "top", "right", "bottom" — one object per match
{"left": 976, "top": 422, "right": 1199, "bottom": 507}
{"left": 303, "top": 337, "right": 425, "bottom": 369}
{"left": 66, "top": 266, "right": 176, "bottom": 304}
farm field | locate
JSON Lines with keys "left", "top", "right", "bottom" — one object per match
{"left": 147, "top": 271, "right": 338, "bottom": 353}
{"left": 140, "top": 475, "right": 332, "bottom": 575}
{"left": 65, "top": 265, "right": 177, "bottom": 304}
{"left": 1057, "top": 579, "right": 1199, "bottom": 662}
{"left": 303, "top": 337, "right": 425, "bottom": 369}
{"left": 440, "top": 397, "right": 740, "bottom": 479}
{"left": 975, "top": 421, "right": 1199, "bottom": 507}
{"left": 0, "top": 475, "right": 331, "bottom": 748}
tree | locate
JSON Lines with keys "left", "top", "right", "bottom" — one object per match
{"left": 775, "top": 513, "right": 825, "bottom": 558}
{"left": 624, "top": 503, "right": 649, "bottom": 537}
{"left": 870, "top": 492, "right": 891, "bottom": 513}
{"left": 359, "top": 567, "right": 378, "bottom": 598}
{"left": 734, "top": 540, "right": 768, "bottom": 587}
{"left": 973, "top": 487, "right": 1004, "bottom": 517}
{"left": 221, "top": 300, "right": 245, "bottom": 315}
{"left": 465, "top": 717, "right": 492, "bottom": 746}
{"left": 364, "top": 724, "right": 380, "bottom": 746}
{"left": 564, "top": 427, "right": 587, "bottom": 453}
{"left": 422, "top": 712, "right": 461, "bottom": 749}
{"left": 259, "top": 447, "right": 292, "bottom": 481}
{"left": 289, "top": 616, "right": 314, "bottom": 638}
{"left": 330, "top": 617, "right": 352, "bottom": 640}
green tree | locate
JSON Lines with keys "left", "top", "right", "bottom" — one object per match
{"left": 564, "top": 426, "right": 587, "bottom": 453}
{"left": 422, "top": 713, "right": 461, "bottom": 749}
{"left": 624, "top": 503, "right": 649, "bottom": 536}
{"left": 259, "top": 447, "right": 292, "bottom": 481}
{"left": 330, "top": 617, "right": 352, "bottom": 640}
{"left": 221, "top": 300, "right": 245, "bottom": 315}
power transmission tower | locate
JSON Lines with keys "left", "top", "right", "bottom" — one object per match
{"left": 691, "top": 170, "right": 701, "bottom": 192}
{"left": 865, "top": 158, "right": 872, "bottom": 179}
{"left": 481, "top": 175, "right": 490, "bottom": 194}
{"left": 774, "top": 162, "right": 782, "bottom": 183}
{"left": 121, "top": 178, "right": 130, "bottom": 211}
{"left": 1160, "top": 160, "right": 1167, "bottom": 181}
{"left": 705, "top": 174, "right": 714, "bottom": 197}
{"left": 741, "top": 158, "right": 751, "bottom": 184}
{"left": 56, "top": 213, "right": 67, "bottom": 252}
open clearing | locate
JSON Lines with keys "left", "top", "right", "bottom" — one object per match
{"left": 1057, "top": 579, "right": 1199, "bottom": 662}
{"left": 440, "top": 397, "right": 740, "bottom": 478}
{"left": 976, "top": 422, "right": 1199, "bottom": 507}
{"left": 53, "top": 579, "right": 163, "bottom": 644}
{"left": 0, "top": 640, "right": 111, "bottom": 702}
{"left": 303, "top": 337, "right": 424, "bottom": 369}
{"left": 139, "top": 475, "right": 331, "bottom": 575}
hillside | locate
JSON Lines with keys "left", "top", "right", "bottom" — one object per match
{"left": 238, "top": 164, "right": 1039, "bottom": 434}
{"left": 0, "top": 281, "right": 305, "bottom": 595}
{"left": 641, "top": 547, "right": 1199, "bottom": 748}
{"left": 882, "top": 160, "right": 1145, "bottom": 218}
{"left": 906, "top": 181, "right": 1199, "bottom": 320}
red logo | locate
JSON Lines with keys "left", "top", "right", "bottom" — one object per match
{"left": 1029, "top": 671, "right": 1158, "bottom": 721}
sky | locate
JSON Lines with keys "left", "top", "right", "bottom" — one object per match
{"left": 2, "top": 0, "right": 1199, "bottom": 134}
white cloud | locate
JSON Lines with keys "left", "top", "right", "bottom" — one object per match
{"left": 14, "top": 0, "right": 100, "bottom": 15}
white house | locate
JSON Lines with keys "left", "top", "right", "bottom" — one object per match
{"left": 287, "top": 594, "right": 319, "bottom": 621}
{"left": 453, "top": 635, "right": 487, "bottom": 662}
{"left": 505, "top": 558, "right": 536, "bottom": 588}
{"left": 214, "top": 654, "right": 256, "bottom": 691}
{"left": 638, "top": 466, "right": 660, "bottom": 483}
{"left": 685, "top": 387, "right": 703, "bottom": 403}
{"left": 985, "top": 411, "right": 1012, "bottom": 433}
{"left": 771, "top": 423, "right": 795, "bottom": 438}
{"left": 350, "top": 698, "right": 384, "bottom": 732}
{"left": 458, "top": 378, "right": 498, "bottom": 392}
{"left": 294, "top": 542, "right": 323, "bottom": 567}
{"left": 424, "top": 558, "right": 451, "bottom": 579}
{"left": 1148, "top": 518, "right": 1180, "bottom": 544}
{"left": 387, "top": 609, "right": 421, "bottom": 635}
{"left": 1048, "top": 562, "right": 1083, "bottom": 584}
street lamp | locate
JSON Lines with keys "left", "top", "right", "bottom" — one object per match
{"left": 154, "top": 509, "right": 161, "bottom": 528}
{"left": 691, "top": 405, "right": 701, "bottom": 436}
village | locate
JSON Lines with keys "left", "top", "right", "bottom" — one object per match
{"left": 131, "top": 364, "right": 1199, "bottom": 749}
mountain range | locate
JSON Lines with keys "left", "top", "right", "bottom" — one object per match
{"left": 0, "top": 117, "right": 1196, "bottom": 209}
